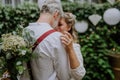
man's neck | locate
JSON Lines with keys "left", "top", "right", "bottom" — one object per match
{"left": 37, "top": 13, "right": 53, "bottom": 26}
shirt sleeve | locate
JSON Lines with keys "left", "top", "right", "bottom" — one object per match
{"left": 22, "top": 27, "right": 35, "bottom": 47}
{"left": 21, "top": 28, "right": 34, "bottom": 80}
{"left": 70, "top": 44, "right": 86, "bottom": 80}
{"left": 36, "top": 32, "right": 70, "bottom": 80}
{"left": 50, "top": 32, "right": 70, "bottom": 80}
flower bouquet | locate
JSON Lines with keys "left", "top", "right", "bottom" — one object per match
{"left": 0, "top": 30, "right": 33, "bottom": 80}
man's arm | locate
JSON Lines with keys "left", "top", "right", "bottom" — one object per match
{"left": 49, "top": 32, "right": 70, "bottom": 80}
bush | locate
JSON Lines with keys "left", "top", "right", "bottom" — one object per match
{"left": 0, "top": 3, "right": 39, "bottom": 37}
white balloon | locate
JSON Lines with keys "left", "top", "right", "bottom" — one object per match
{"left": 88, "top": 14, "right": 102, "bottom": 26}
{"left": 75, "top": 21, "right": 88, "bottom": 33}
{"left": 103, "top": 8, "right": 120, "bottom": 25}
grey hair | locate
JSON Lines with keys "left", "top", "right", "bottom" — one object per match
{"left": 40, "top": 0, "right": 63, "bottom": 17}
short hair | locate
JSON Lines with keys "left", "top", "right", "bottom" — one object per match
{"left": 40, "top": 0, "right": 63, "bottom": 17}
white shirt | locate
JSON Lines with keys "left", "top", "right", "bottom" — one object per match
{"left": 22, "top": 22, "right": 86, "bottom": 80}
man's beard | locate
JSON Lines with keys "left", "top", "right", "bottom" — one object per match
{"left": 52, "top": 20, "right": 59, "bottom": 29}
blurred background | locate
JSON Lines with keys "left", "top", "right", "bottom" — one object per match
{"left": 0, "top": 0, "right": 120, "bottom": 80}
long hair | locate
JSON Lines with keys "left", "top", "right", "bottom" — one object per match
{"left": 63, "top": 12, "right": 78, "bottom": 43}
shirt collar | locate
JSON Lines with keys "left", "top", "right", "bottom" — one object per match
{"left": 29, "top": 22, "right": 51, "bottom": 27}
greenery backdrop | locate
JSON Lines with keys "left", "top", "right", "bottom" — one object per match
{"left": 0, "top": 1, "right": 120, "bottom": 80}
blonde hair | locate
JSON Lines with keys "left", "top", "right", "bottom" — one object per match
{"left": 63, "top": 12, "right": 78, "bottom": 43}
{"left": 40, "top": 0, "right": 63, "bottom": 17}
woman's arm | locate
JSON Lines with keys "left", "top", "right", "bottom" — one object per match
{"left": 60, "top": 31, "right": 86, "bottom": 79}
{"left": 60, "top": 31, "right": 80, "bottom": 69}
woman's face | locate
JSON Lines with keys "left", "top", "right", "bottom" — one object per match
{"left": 55, "top": 18, "right": 70, "bottom": 33}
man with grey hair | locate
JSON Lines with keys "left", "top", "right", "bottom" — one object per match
{"left": 22, "top": 0, "right": 70, "bottom": 80}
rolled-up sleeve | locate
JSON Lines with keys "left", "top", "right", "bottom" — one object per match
{"left": 71, "top": 64, "right": 86, "bottom": 80}
{"left": 70, "top": 44, "right": 86, "bottom": 80}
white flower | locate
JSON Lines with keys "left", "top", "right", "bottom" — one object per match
{"left": 1, "top": 32, "right": 32, "bottom": 77}
{"left": 6, "top": 53, "right": 12, "bottom": 59}
{"left": 17, "top": 66, "right": 25, "bottom": 74}
{"left": 20, "top": 50, "right": 26, "bottom": 55}
{"left": 1, "top": 34, "right": 26, "bottom": 53}
{"left": 16, "top": 61, "right": 22, "bottom": 66}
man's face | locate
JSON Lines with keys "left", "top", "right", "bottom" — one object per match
{"left": 52, "top": 11, "right": 61, "bottom": 29}
{"left": 53, "top": 18, "right": 60, "bottom": 28}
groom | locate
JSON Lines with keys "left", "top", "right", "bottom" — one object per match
{"left": 22, "top": 0, "right": 70, "bottom": 80}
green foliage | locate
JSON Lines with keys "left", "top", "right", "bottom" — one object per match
{"left": 0, "top": 29, "right": 33, "bottom": 79}
{"left": 0, "top": 1, "right": 120, "bottom": 80}
{"left": 79, "top": 32, "right": 114, "bottom": 80}
{"left": 0, "top": 3, "right": 39, "bottom": 37}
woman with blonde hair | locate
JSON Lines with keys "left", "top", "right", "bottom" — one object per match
{"left": 55, "top": 12, "right": 86, "bottom": 80}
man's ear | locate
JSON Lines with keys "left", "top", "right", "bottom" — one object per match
{"left": 53, "top": 10, "right": 59, "bottom": 20}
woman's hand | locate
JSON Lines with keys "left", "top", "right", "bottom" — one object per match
{"left": 60, "top": 31, "right": 80, "bottom": 69}
{"left": 60, "top": 31, "right": 73, "bottom": 51}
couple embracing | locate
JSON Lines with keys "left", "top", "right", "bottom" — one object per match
{"left": 22, "top": 0, "right": 86, "bottom": 80}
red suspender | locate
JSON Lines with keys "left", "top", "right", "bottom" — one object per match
{"left": 32, "top": 29, "right": 56, "bottom": 51}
